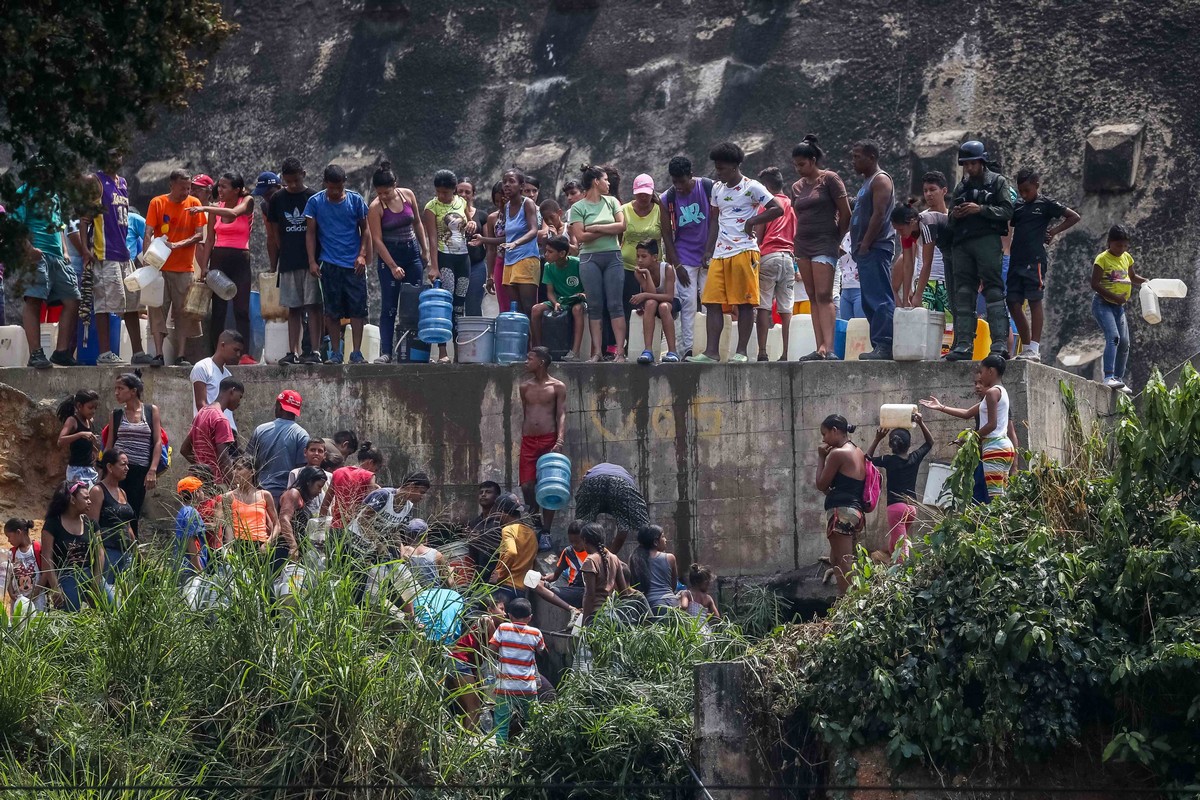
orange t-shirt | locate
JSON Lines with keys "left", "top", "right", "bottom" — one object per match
{"left": 146, "top": 194, "right": 206, "bottom": 272}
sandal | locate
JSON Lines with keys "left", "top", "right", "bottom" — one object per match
{"left": 637, "top": 350, "right": 654, "bottom": 365}
{"left": 437, "top": 356, "right": 452, "bottom": 364}
{"left": 798, "top": 350, "right": 826, "bottom": 362}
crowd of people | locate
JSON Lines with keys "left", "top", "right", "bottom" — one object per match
{"left": 3, "top": 136, "right": 1148, "bottom": 386}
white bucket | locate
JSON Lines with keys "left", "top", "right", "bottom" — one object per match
{"left": 455, "top": 317, "right": 495, "bottom": 363}
{"left": 143, "top": 237, "right": 171, "bottom": 269}
{"left": 922, "top": 462, "right": 954, "bottom": 507}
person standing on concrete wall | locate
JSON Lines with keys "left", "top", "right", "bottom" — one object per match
{"left": 305, "top": 164, "right": 372, "bottom": 365}
{"left": 367, "top": 161, "right": 430, "bottom": 364}
{"left": 790, "top": 135, "right": 851, "bottom": 360}
{"left": 193, "top": 173, "right": 256, "bottom": 362}
{"left": 753, "top": 167, "right": 798, "bottom": 361}
{"left": 422, "top": 169, "right": 473, "bottom": 361}
{"left": 913, "top": 171, "right": 952, "bottom": 312}
{"left": 660, "top": 156, "right": 711, "bottom": 360}
{"left": 267, "top": 158, "right": 321, "bottom": 365}
{"left": 145, "top": 169, "right": 206, "bottom": 367}
{"left": 457, "top": 179, "right": 491, "bottom": 317}
{"left": 848, "top": 140, "right": 897, "bottom": 360}
{"left": 945, "top": 141, "right": 1015, "bottom": 360}
{"left": 519, "top": 347, "right": 566, "bottom": 542}
{"left": 688, "top": 142, "right": 782, "bottom": 363}
{"left": 568, "top": 165, "right": 627, "bottom": 361}
{"left": 14, "top": 174, "right": 80, "bottom": 368}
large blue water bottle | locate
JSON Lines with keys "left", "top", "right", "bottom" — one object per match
{"left": 494, "top": 302, "right": 529, "bottom": 364}
{"left": 535, "top": 452, "right": 572, "bottom": 510}
{"left": 418, "top": 280, "right": 454, "bottom": 345}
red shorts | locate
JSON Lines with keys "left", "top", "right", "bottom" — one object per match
{"left": 520, "top": 433, "right": 559, "bottom": 485}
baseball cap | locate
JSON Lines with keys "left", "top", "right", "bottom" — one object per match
{"left": 252, "top": 171, "right": 281, "bottom": 196}
{"left": 190, "top": 174, "right": 214, "bottom": 188}
{"left": 177, "top": 476, "right": 203, "bottom": 493}
{"left": 407, "top": 518, "right": 430, "bottom": 536}
{"left": 494, "top": 492, "right": 524, "bottom": 517}
{"left": 632, "top": 173, "right": 655, "bottom": 195}
{"left": 277, "top": 389, "right": 303, "bottom": 416}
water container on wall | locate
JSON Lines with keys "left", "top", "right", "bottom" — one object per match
{"left": 535, "top": 452, "right": 572, "bottom": 511}
{"left": 495, "top": 302, "right": 530, "bottom": 364}
{"left": 540, "top": 309, "right": 574, "bottom": 361}
{"left": 418, "top": 280, "right": 454, "bottom": 345}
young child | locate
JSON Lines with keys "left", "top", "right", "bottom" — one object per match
{"left": 1090, "top": 225, "right": 1146, "bottom": 390}
{"left": 630, "top": 239, "right": 680, "bottom": 364}
{"left": 533, "top": 519, "right": 587, "bottom": 612}
{"left": 488, "top": 597, "right": 546, "bottom": 743}
{"left": 1008, "top": 168, "right": 1081, "bottom": 362}
{"left": 867, "top": 412, "right": 934, "bottom": 560}
{"left": 5, "top": 518, "right": 44, "bottom": 613}
{"left": 914, "top": 171, "right": 951, "bottom": 312}
{"left": 175, "top": 477, "right": 209, "bottom": 580}
{"left": 56, "top": 390, "right": 101, "bottom": 484}
{"left": 921, "top": 354, "right": 1018, "bottom": 499}
{"left": 677, "top": 563, "right": 720, "bottom": 624}
{"left": 837, "top": 231, "right": 863, "bottom": 320}
{"left": 539, "top": 199, "right": 569, "bottom": 245}
{"left": 531, "top": 235, "right": 585, "bottom": 360}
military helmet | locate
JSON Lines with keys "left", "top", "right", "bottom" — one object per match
{"left": 957, "top": 140, "right": 989, "bottom": 164}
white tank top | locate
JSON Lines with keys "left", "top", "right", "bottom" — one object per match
{"left": 978, "top": 385, "right": 1009, "bottom": 438}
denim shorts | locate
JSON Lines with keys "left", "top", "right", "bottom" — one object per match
{"left": 319, "top": 262, "right": 368, "bottom": 319}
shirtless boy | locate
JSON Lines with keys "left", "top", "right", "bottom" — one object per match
{"left": 519, "top": 347, "right": 567, "bottom": 537}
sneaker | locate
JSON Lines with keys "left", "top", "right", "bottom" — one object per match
{"left": 637, "top": 349, "right": 654, "bottom": 364}
{"left": 130, "top": 352, "right": 155, "bottom": 366}
{"left": 682, "top": 349, "right": 694, "bottom": 361}
{"left": 238, "top": 355, "right": 258, "bottom": 366}
{"left": 685, "top": 353, "right": 718, "bottom": 363}
{"left": 858, "top": 348, "right": 893, "bottom": 361}
{"left": 279, "top": 352, "right": 300, "bottom": 366}
{"left": 300, "top": 352, "right": 323, "bottom": 365}
{"left": 538, "top": 532, "right": 553, "bottom": 552}
{"left": 150, "top": 354, "right": 165, "bottom": 368}
{"left": 49, "top": 350, "right": 78, "bottom": 367}
{"left": 1014, "top": 350, "right": 1041, "bottom": 363}
{"left": 561, "top": 351, "right": 580, "bottom": 362}
{"left": 662, "top": 352, "right": 680, "bottom": 363}
{"left": 324, "top": 351, "right": 344, "bottom": 365}
{"left": 824, "top": 352, "right": 842, "bottom": 361}
{"left": 730, "top": 353, "right": 749, "bottom": 363}
{"left": 799, "top": 350, "right": 826, "bottom": 362}
{"left": 942, "top": 348, "right": 974, "bottom": 362}
{"left": 27, "top": 349, "right": 52, "bottom": 369}
{"left": 97, "top": 351, "right": 124, "bottom": 366}
{"left": 1103, "top": 377, "right": 1126, "bottom": 389}
{"left": 349, "top": 351, "right": 366, "bottom": 364}
{"left": 173, "top": 357, "right": 192, "bottom": 368}
{"left": 373, "top": 354, "right": 392, "bottom": 364}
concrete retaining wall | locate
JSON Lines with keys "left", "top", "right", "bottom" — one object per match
{"left": 0, "top": 361, "right": 1114, "bottom": 579}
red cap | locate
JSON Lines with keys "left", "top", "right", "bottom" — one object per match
{"left": 277, "top": 390, "right": 303, "bottom": 416}
{"left": 190, "top": 173, "right": 215, "bottom": 188}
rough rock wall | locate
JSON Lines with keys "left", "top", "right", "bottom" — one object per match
{"left": 126, "top": 0, "right": 1200, "bottom": 380}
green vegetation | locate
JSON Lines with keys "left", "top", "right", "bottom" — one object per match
{"left": 749, "top": 368, "right": 1200, "bottom": 791}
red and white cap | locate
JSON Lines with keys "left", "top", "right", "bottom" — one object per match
{"left": 277, "top": 389, "right": 303, "bottom": 416}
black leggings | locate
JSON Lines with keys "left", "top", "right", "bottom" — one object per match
{"left": 120, "top": 461, "right": 150, "bottom": 538}
{"left": 209, "top": 247, "right": 252, "bottom": 351}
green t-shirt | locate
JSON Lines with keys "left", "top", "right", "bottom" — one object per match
{"left": 542, "top": 256, "right": 583, "bottom": 303}
{"left": 567, "top": 195, "right": 621, "bottom": 254}
{"left": 620, "top": 201, "right": 663, "bottom": 271}
{"left": 13, "top": 185, "right": 65, "bottom": 256}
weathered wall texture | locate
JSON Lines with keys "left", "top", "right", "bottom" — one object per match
{"left": 119, "top": 0, "right": 1200, "bottom": 383}
{"left": 0, "top": 361, "right": 1113, "bottom": 579}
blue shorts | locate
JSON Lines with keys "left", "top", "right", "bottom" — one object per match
{"left": 320, "top": 262, "right": 368, "bottom": 320}
{"left": 25, "top": 252, "right": 81, "bottom": 303}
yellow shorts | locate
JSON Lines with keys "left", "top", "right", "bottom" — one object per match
{"left": 503, "top": 257, "right": 541, "bottom": 286}
{"left": 702, "top": 250, "right": 760, "bottom": 307}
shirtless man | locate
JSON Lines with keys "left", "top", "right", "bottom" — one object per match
{"left": 519, "top": 346, "right": 567, "bottom": 538}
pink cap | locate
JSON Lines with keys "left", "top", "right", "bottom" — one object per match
{"left": 632, "top": 173, "right": 655, "bottom": 196}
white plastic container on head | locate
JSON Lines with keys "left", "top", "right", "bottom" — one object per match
{"left": 1148, "top": 278, "right": 1187, "bottom": 299}
{"left": 142, "top": 236, "right": 171, "bottom": 269}
{"left": 893, "top": 307, "right": 946, "bottom": 361}
{"left": 880, "top": 403, "right": 917, "bottom": 429}
{"left": 344, "top": 323, "right": 381, "bottom": 362}
{"left": 1140, "top": 284, "right": 1162, "bottom": 324}
{"left": 844, "top": 317, "right": 871, "bottom": 360}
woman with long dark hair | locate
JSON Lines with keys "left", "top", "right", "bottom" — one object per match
{"left": 579, "top": 522, "right": 629, "bottom": 624}
{"left": 791, "top": 136, "right": 851, "bottom": 361}
{"left": 57, "top": 389, "right": 100, "bottom": 484}
{"left": 88, "top": 449, "right": 137, "bottom": 586}
{"left": 367, "top": 161, "right": 432, "bottom": 362}
{"left": 422, "top": 169, "right": 473, "bottom": 363}
{"left": 193, "top": 172, "right": 255, "bottom": 360}
{"left": 41, "top": 481, "right": 102, "bottom": 611}
{"left": 101, "top": 372, "right": 161, "bottom": 536}
{"left": 814, "top": 414, "right": 867, "bottom": 595}
{"left": 279, "top": 465, "right": 328, "bottom": 558}
{"left": 629, "top": 524, "right": 679, "bottom": 614}
{"left": 568, "top": 165, "right": 627, "bottom": 361}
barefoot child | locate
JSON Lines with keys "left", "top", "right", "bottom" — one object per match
{"left": 677, "top": 562, "right": 720, "bottom": 623}
{"left": 530, "top": 236, "right": 585, "bottom": 359}
{"left": 1089, "top": 224, "right": 1146, "bottom": 390}
{"left": 630, "top": 239, "right": 681, "bottom": 364}
{"left": 866, "top": 412, "right": 934, "bottom": 560}
{"left": 921, "top": 354, "right": 1017, "bottom": 499}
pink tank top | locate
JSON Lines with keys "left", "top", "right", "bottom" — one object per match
{"left": 214, "top": 199, "right": 253, "bottom": 250}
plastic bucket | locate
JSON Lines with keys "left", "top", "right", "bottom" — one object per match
{"left": 922, "top": 462, "right": 954, "bottom": 507}
{"left": 455, "top": 317, "right": 495, "bottom": 363}
{"left": 440, "top": 540, "right": 475, "bottom": 584}
{"left": 206, "top": 269, "right": 237, "bottom": 300}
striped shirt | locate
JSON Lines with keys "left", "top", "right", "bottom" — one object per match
{"left": 490, "top": 622, "right": 545, "bottom": 696}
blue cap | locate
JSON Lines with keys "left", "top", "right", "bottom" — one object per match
{"left": 251, "top": 171, "right": 280, "bottom": 196}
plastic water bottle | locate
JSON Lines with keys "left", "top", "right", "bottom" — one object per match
{"left": 494, "top": 302, "right": 530, "bottom": 364}
{"left": 418, "top": 280, "right": 454, "bottom": 345}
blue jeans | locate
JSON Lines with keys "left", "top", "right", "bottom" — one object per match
{"left": 378, "top": 239, "right": 424, "bottom": 358}
{"left": 839, "top": 288, "right": 865, "bottom": 320}
{"left": 59, "top": 569, "right": 87, "bottom": 611}
{"left": 1092, "top": 294, "right": 1130, "bottom": 380}
{"left": 466, "top": 259, "right": 488, "bottom": 317}
{"left": 104, "top": 546, "right": 132, "bottom": 587}
{"left": 856, "top": 248, "right": 895, "bottom": 350}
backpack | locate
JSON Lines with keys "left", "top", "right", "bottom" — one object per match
{"left": 861, "top": 459, "right": 882, "bottom": 513}
{"left": 102, "top": 404, "right": 171, "bottom": 474}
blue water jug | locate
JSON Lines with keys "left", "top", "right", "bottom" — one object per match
{"left": 535, "top": 452, "right": 572, "bottom": 511}
{"left": 76, "top": 314, "right": 123, "bottom": 365}
{"left": 418, "top": 280, "right": 454, "bottom": 345}
{"left": 834, "top": 319, "right": 848, "bottom": 360}
{"left": 249, "top": 290, "right": 265, "bottom": 360}
{"left": 494, "top": 302, "right": 530, "bottom": 365}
